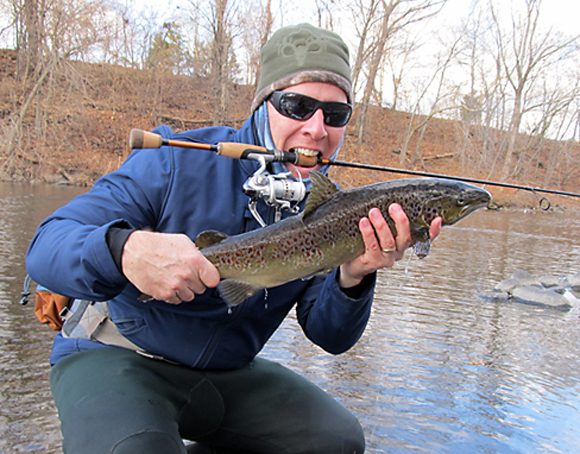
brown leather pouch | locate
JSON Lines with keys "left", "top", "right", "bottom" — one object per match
{"left": 34, "top": 291, "right": 73, "bottom": 331}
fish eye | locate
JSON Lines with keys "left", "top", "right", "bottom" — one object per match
{"left": 457, "top": 197, "right": 466, "bottom": 206}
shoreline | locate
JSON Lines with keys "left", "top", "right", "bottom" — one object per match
{"left": 3, "top": 174, "right": 579, "bottom": 214}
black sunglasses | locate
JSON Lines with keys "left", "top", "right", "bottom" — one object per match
{"left": 269, "top": 91, "right": 352, "bottom": 127}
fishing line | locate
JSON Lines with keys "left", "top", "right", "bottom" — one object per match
{"left": 129, "top": 129, "right": 580, "bottom": 210}
{"left": 320, "top": 158, "right": 580, "bottom": 210}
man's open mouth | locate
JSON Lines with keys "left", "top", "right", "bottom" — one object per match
{"left": 290, "top": 147, "right": 321, "bottom": 158}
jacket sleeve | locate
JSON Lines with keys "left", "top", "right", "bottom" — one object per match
{"left": 295, "top": 269, "right": 376, "bottom": 354}
{"left": 26, "top": 139, "right": 174, "bottom": 300}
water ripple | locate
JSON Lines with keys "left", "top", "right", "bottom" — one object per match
{"left": 2, "top": 185, "right": 580, "bottom": 453}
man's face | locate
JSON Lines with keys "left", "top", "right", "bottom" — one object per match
{"left": 267, "top": 82, "right": 348, "bottom": 179}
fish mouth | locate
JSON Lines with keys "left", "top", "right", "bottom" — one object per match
{"left": 290, "top": 147, "right": 321, "bottom": 158}
{"left": 458, "top": 194, "right": 491, "bottom": 218}
{"left": 458, "top": 204, "right": 479, "bottom": 219}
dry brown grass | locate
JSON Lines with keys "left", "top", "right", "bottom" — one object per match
{"left": 1, "top": 49, "right": 579, "bottom": 210}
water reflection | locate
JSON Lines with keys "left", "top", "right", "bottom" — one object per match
{"left": 1, "top": 183, "right": 579, "bottom": 453}
{"left": 0, "top": 183, "right": 86, "bottom": 454}
{"left": 263, "top": 210, "right": 580, "bottom": 453}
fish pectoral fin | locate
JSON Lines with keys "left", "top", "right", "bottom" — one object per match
{"left": 195, "top": 230, "right": 229, "bottom": 248}
{"left": 217, "top": 279, "right": 263, "bottom": 307}
{"left": 411, "top": 228, "right": 431, "bottom": 259}
{"left": 413, "top": 240, "right": 431, "bottom": 259}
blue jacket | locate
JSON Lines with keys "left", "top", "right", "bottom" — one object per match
{"left": 26, "top": 114, "right": 375, "bottom": 369}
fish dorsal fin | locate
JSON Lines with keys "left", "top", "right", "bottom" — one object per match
{"left": 195, "top": 230, "right": 229, "bottom": 249}
{"left": 304, "top": 171, "right": 340, "bottom": 216}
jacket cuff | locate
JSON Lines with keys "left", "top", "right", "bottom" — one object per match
{"left": 105, "top": 227, "right": 136, "bottom": 274}
{"left": 338, "top": 270, "right": 376, "bottom": 299}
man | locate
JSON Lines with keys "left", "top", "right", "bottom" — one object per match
{"left": 27, "top": 23, "right": 440, "bottom": 453}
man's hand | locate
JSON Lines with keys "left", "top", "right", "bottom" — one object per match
{"left": 121, "top": 231, "right": 220, "bottom": 304}
{"left": 339, "top": 204, "right": 442, "bottom": 288}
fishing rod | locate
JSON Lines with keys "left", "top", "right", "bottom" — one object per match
{"left": 129, "top": 129, "right": 318, "bottom": 168}
{"left": 129, "top": 129, "right": 580, "bottom": 209}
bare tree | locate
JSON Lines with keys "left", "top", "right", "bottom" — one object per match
{"left": 181, "top": 1, "right": 213, "bottom": 77}
{"left": 19, "top": 0, "right": 41, "bottom": 78}
{"left": 237, "top": 0, "right": 273, "bottom": 87}
{"left": 442, "top": 0, "right": 580, "bottom": 187}
{"left": 100, "top": 3, "right": 164, "bottom": 70}
{"left": 385, "top": 34, "right": 420, "bottom": 111}
{"left": 192, "top": 0, "right": 238, "bottom": 124}
{"left": 1, "top": 0, "right": 113, "bottom": 176}
{"left": 450, "top": 8, "right": 488, "bottom": 175}
{"left": 490, "top": 0, "right": 580, "bottom": 181}
{"left": 397, "top": 31, "right": 462, "bottom": 168}
{"left": 558, "top": 99, "right": 580, "bottom": 186}
{"left": 351, "top": 0, "right": 446, "bottom": 143}
{"left": 348, "top": 0, "right": 381, "bottom": 95}
{"left": 314, "top": 0, "right": 336, "bottom": 29}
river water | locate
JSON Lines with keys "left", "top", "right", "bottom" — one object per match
{"left": 1, "top": 182, "right": 579, "bottom": 453}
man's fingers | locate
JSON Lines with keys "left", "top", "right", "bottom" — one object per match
{"left": 369, "top": 208, "right": 396, "bottom": 253}
{"left": 122, "top": 231, "right": 220, "bottom": 305}
{"left": 387, "top": 204, "right": 411, "bottom": 251}
{"left": 197, "top": 260, "right": 221, "bottom": 289}
{"left": 430, "top": 216, "right": 442, "bottom": 240}
{"left": 359, "top": 216, "right": 381, "bottom": 254}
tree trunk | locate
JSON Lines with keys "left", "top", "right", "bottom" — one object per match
{"left": 18, "top": 0, "right": 41, "bottom": 80}
{"left": 357, "top": 0, "right": 396, "bottom": 143}
{"left": 212, "top": 0, "right": 229, "bottom": 125}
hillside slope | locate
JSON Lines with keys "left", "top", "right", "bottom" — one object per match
{"left": 1, "top": 49, "right": 579, "bottom": 210}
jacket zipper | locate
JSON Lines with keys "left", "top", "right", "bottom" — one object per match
{"left": 196, "top": 303, "right": 245, "bottom": 368}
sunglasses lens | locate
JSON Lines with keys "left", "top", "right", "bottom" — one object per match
{"left": 279, "top": 93, "right": 317, "bottom": 121}
{"left": 323, "top": 104, "right": 352, "bottom": 127}
{"left": 271, "top": 92, "right": 352, "bottom": 127}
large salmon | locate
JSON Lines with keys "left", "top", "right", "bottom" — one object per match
{"left": 196, "top": 171, "right": 491, "bottom": 305}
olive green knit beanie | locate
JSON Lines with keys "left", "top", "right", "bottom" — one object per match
{"left": 251, "top": 23, "right": 352, "bottom": 112}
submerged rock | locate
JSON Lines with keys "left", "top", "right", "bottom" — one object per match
{"left": 494, "top": 277, "right": 521, "bottom": 293}
{"left": 538, "top": 275, "right": 566, "bottom": 291}
{"left": 563, "top": 289, "right": 580, "bottom": 306}
{"left": 510, "top": 285, "right": 571, "bottom": 309}
{"left": 510, "top": 269, "right": 542, "bottom": 287}
{"left": 488, "top": 269, "right": 579, "bottom": 310}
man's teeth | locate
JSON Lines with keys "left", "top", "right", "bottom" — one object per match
{"left": 293, "top": 148, "right": 319, "bottom": 157}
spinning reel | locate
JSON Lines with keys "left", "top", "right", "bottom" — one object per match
{"left": 242, "top": 156, "right": 306, "bottom": 227}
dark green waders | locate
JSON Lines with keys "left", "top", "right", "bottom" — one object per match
{"left": 51, "top": 348, "right": 365, "bottom": 454}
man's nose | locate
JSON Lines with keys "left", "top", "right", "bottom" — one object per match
{"left": 301, "top": 109, "right": 328, "bottom": 140}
